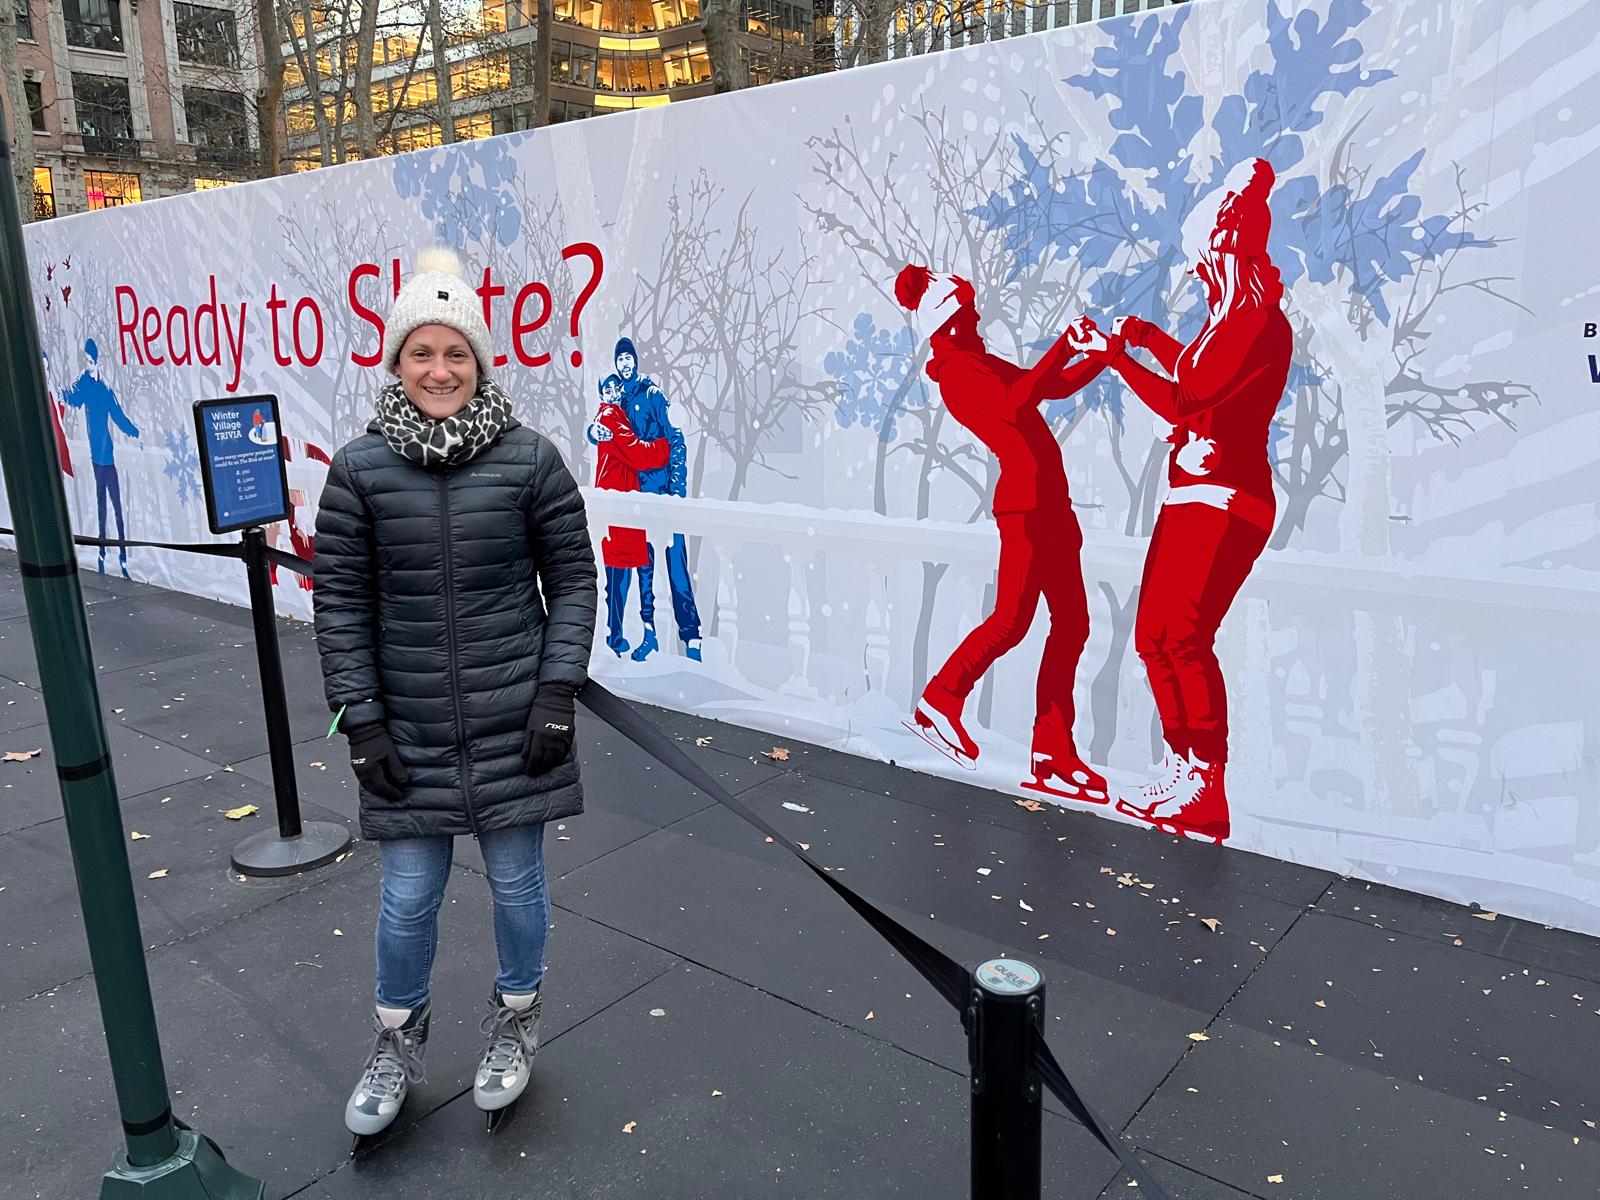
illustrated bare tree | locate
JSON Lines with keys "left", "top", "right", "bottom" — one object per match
{"left": 276, "top": 195, "right": 407, "bottom": 440}
{"left": 618, "top": 169, "right": 830, "bottom": 506}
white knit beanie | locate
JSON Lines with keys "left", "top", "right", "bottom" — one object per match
{"left": 383, "top": 248, "right": 494, "bottom": 378}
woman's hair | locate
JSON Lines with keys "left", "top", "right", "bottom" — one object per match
{"left": 1190, "top": 247, "right": 1284, "bottom": 366}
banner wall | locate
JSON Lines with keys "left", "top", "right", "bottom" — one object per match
{"left": 11, "top": 0, "right": 1600, "bottom": 934}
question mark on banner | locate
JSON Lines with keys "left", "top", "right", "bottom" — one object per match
{"left": 561, "top": 242, "right": 603, "bottom": 368}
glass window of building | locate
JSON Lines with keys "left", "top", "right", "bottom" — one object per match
{"left": 32, "top": 167, "right": 54, "bottom": 219}
{"left": 451, "top": 54, "right": 510, "bottom": 97}
{"left": 552, "top": 40, "right": 598, "bottom": 87}
{"left": 64, "top": 0, "right": 123, "bottom": 51}
{"left": 175, "top": 4, "right": 240, "bottom": 67}
{"left": 455, "top": 113, "right": 494, "bottom": 140}
{"left": 662, "top": 42, "right": 710, "bottom": 88}
{"left": 550, "top": 99, "right": 595, "bottom": 123}
{"left": 16, "top": 0, "right": 33, "bottom": 40}
{"left": 25, "top": 81, "right": 46, "bottom": 132}
{"left": 184, "top": 87, "right": 250, "bottom": 164}
{"left": 84, "top": 169, "right": 142, "bottom": 209}
{"left": 193, "top": 177, "right": 236, "bottom": 190}
{"left": 73, "top": 73, "right": 136, "bottom": 152}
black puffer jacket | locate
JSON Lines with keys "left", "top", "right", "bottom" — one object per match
{"left": 313, "top": 418, "right": 597, "bottom": 840}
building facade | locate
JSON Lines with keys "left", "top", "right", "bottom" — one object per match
{"left": 14, "top": 0, "right": 262, "bottom": 218}
{"left": 279, "top": 0, "right": 818, "bottom": 172}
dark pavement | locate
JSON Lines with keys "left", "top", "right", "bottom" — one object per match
{"left": 0, "top": 550, "right": 1595, "bottom": 1199}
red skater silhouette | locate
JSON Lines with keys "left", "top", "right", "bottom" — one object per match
{"left": 895, "top": 266, "right": 1116, "bottom": 803}
{"left": 1083, "top": 158, "right": 1293, "bottom": 843}
{"left": 268, "top": 437, "right": 332, "bottom": 591}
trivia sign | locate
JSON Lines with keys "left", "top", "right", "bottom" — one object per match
{"left": 192, "top": 395, "right": 290, "bottom": 535}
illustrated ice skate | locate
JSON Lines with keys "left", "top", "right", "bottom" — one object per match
{"left": 1020, "top": 747, "right": 1109, "bottom": 804}
{"left": 475, "top": 988, "right": 540, "bottom": 1133}
{"left": 902, "top": 680, "right": 978, "bottom": 769}
{"left": 1116, "top": 754, "right": 1229, "bottom": 844}
{"left": 630, "top": 623, "right": 659, "bottom": 662}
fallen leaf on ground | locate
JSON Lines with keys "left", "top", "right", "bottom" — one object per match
{"left": 622, "top": 1121, "right": 637, "bottom": 1134}
{"left": 1267, "top": 1175, "right": 1284, "bottom": 1185}
{"left": 1117, "top": 873, "right": 1136, "bottom": 887}
{"left": 762, "top": 747, "right": 791, "bottom": 762}
{"left": 695, "top": 737, "right": 713, "bottom": 747}
{"left": 1187, "top": 1032, "right": 1210, "bottom": 1042}
{"left": 1473, "top": 912, "right": 1498, "bottom": 922}
{"left": 1315, "top": 1000, "right": 1327, "bottom": 1008}
{"left": 1014, "top": 798, "right": 1044, "bottom": 812}
{"left": 649, "top": 1008, "right": 666, "bottom": 1017}
{"left": 798, "top": 843, "right": 810, "bottom": 851}
{"left": 1099, "top": 867, "right": 1114, "bottom": 875}
{"left": 113, "top": 708, "right": 124, "bottom": 714}
{"left": 223, "top": 805, "right": 259, "bottom": 820}
{"left": 1019, "top": 900, "right": 1033, "bottom": 912}
{"left": 148, "top": 869, "right": 169, "bottom": 879}
{"left": 977, "top": 867, "right": 992, "bottom": 876}
{"left": 131, "top": 831, "right": 151, "bottom": 841}
{"left": 1105, "top": 928, "right": 1116, "bottom": 936}
{"left": 3, "top": 749, "right": 42, "bottom": 762}
{"left": 333, "top": 928, "right": 343, "bottom": 936}
{"left": 782, "top": 802, "right": 812, "bottom": 813}
{"left": 1200, "top": 918, "right": 1222, "bottom": 933}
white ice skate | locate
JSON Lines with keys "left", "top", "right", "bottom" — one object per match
{"left": 345, "top": 1002, "right": 429, "bottom": 1155}
{"left": 475, "top": 988, "right": 540, "bottom": 1132}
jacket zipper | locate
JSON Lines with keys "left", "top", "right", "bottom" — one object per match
{"left": 439, "top": 469, "right": 482, "bottom": 838}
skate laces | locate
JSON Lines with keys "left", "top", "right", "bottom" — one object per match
{"left": 479, "top": 997, "right": 540, "bottom": 1074}
{"left": 1139, "top": 753, "right": 1184, "bottom": 800}
{"left": 361, "top": 1022, "right": 426, "bottom": 1098}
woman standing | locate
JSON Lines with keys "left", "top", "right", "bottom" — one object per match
{"left": 314, "top": 249, "right": 597, "bottom": 1142}
{"left": 1081, "top": 159, "right": 1292, "bottom": 843}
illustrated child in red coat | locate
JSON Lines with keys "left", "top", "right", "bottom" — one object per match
{"left": 896, "top": 266, "right": 1119, "bottom": 804}
{"left": 588, "top": 373, "right": 671, "bottom": 657}
{"left": 1073, "top": 158, "right": 1293, "bottom": 844}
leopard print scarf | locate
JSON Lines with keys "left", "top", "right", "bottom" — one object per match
{"left": 371, "top": 379, "right": 514, "bottom": 468}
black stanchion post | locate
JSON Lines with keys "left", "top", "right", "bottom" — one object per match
{"left": 967, "top": 959, "right": 1044, "bottom": 1200}
{"left": 229, "top": 526, "right": 350, "bottom": 876}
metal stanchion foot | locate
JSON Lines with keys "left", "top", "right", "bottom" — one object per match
{"left": 100, "top": 1127, "right": 265, "bottom": 1199}
{"left": 230, "top": 820, "right": 352, "bottom": 878}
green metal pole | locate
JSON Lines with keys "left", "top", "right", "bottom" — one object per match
{"left": 0, "top": 129, "right": 263, "bottom": 1197}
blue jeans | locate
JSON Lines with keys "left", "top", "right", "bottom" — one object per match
{"left": 638, "top": 532, "right": 701, "bottom": 641}
{"left": 375, "top": 824, "right": 549, "bottom": 1009}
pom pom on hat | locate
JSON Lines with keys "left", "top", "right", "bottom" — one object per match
{"left": 383, "top": 247, "right": 495, "bottom": 377}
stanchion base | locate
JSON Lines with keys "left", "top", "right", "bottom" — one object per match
{"left": 101, "top": 1128, "right": 265, "bottom": 1199}
{"left": 231, "top": 821, "right": 352, "bottom": 878}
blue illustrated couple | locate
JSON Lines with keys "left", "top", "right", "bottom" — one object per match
{"left": 587, "top": 336, "right": 702, "bottom": 664}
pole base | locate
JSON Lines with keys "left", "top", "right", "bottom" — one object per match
{"left": 230, "top": 820, "right": 352, "bottom": 878}
{"left": 100, "top": 1128, "right": 265, "bottom": 1199}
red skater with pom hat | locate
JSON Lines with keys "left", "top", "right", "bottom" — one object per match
{"left": 893, "top": 265, "right": 1117, "bottom": 804}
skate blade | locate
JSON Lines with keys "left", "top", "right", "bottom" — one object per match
{"left": 901, "top": 718, "right": 977, "bottom": 770}
{"left": 1019, "top": 777, "right": 1108, "bottom": 804}
{"left": 486, "top": 1106, "right": 512, "bottom": 1134}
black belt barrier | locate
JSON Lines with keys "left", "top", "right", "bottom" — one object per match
{"left": 579, "top": 682, "right": 1170, "bottom": 1197}
{"left": 0, "top": 529, "right": 1170, "bottom": 1196}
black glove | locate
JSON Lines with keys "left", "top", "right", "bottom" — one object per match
{"left": 347, "top": 723, "right": 409, "bottom": 802}
{"left": 522, "top": 687, "right": 576, "bottom": 777}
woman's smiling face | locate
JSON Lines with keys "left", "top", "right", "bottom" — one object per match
{"left": 398, "top": 324, "right": 478, "bottom": 419}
